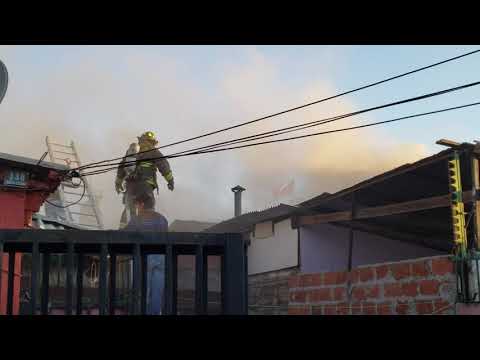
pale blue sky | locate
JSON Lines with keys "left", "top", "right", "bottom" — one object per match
{"left": 5, "top": 45, "right": 479, "bottom": 153}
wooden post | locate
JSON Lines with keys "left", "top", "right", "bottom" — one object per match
{"left": 472, "top": 155, "right": 480, "bottom": 249}
{"left": 347, "top": 192, "right": 356, "bottom": 271}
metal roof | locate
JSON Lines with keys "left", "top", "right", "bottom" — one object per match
{"left": 0, "top": 152, "right": 68, "bottom": 172}
{"left": 32, "top": 214, "right": 90, "bottom": 230}
{"left": 169, "top": 220, "right": 217, "bottom": 233}
{"left": 203, "top": 204, "right": 308, "bottom": 234}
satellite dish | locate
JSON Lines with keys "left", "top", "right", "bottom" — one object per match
{"left": 0, "top": 59, "right": 8, "bottom": 105}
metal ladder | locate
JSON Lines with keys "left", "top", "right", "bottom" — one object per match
{"left": 45, "top": 136, "right": 104, "bottom": 230}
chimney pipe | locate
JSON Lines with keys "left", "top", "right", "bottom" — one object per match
{"left": 231, "top": 185, "right": 246, "bottom": 217}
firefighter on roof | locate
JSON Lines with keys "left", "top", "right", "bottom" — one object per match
{"left": 115, "top": 131, "right": 174, "bottom": 228}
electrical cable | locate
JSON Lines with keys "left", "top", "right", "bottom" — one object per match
{"left": 69, "top": 49, "right": 480, "bottom": 173}
{"left": 44, "top": 177, "right": 87, "bottom": 208}
{"left": 77, "top": 101, "right": 480, "bottom": 178}
{"left": 75, "top": 80, "right": 480, "bottom": 173}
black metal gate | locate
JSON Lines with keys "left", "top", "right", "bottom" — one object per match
{"left": 0, "top": 230, "right": 248, "bottom": 315}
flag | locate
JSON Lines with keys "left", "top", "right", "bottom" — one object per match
{"left": 273, "top": 179, "right": 295, "bottom": 200}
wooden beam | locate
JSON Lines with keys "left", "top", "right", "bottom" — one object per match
{"left": 296, "top": 191, "right": 476, "bottom": 227}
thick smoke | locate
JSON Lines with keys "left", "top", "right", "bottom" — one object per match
{"left": 0, "top": 46, "right": 427, "bottom": 228}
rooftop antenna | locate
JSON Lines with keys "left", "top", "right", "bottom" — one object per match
{"left": 0, "top": 59, "right": 8, "bottom": 105}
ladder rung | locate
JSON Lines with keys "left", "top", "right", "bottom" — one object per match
{"left": 70, "top": 212, "right": 96, "bottom": 217}
{"left": 63, "top": 191, "right": 91, "bottom": 197}
{"left": 53, "top": 150, "right": 76, "bottom": 156}
{"left": 49, "top": 143, "right": 71, "bottom": 148}
{"left": 54, "top": 158, "right": 80, "bottom": 163}
{"left": 77, "top": 223, "right": 100, "bottom": 228}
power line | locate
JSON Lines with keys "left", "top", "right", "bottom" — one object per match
{"left": 44, "top": 177, "right": 87, "bottom": 209}
{"left": 75, "top": 80, "right": 480, "bottom": 173}
{"left": 78, "top": 101, "right": 480, "bottom": 178}
{"left": 69, "top": 49, "right": 480, "bottom": 173}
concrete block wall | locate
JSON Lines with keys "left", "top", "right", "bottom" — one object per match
{"left": 288, "top": 255, "right": 456, "bottom": 315}
{"left": 249, "top": 268, "right": 299, "bottom": 315}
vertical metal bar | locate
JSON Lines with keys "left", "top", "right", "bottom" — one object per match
{"left": 348, "top": 192, "right": 356, "bottom": 271}
{"left": 141, "top": 253, "right": 147, "bottom": 315}
{"left": 195, "top": 243, "right": 207, "bottom": 315}
{"left": 0, "top": 241, "right": 4, "bottom": 311}
{"left": 65, "top": 242, "right": 74, "bottom": 315}
{"left": 99, "top": 244, "right": 108, "bottom": 315}
{"left": 76, "top": 253, "right": 84, "bottom": 315}
{"left": 471, "top": 156, "right": 480, "bottom": 249}
{"left": 476, "top": 258, "right": 480, "bottom": 302}
{"left": 30, "top": 240, "right": 40, "bottom": 315}
{"left": 7, "top": 251, "right": 15, "bottom": 315}
{"left": 220, "top": 254, "right": 225, "bottom": 314}
{"left": 223, "top": 234, "right": 247, "bottom": 315}
{"left": 133, "top": 243, "right": 141, "bottom": 315}
{"left": 41, "top": 253, "right": 50, "bottom": 315}
{"left": 109, "top": 253, "right": 117, "bottom": 315}
{"left": 165, "top": 244, "right": 177, "bottom": 315}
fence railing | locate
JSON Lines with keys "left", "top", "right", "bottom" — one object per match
{"left": 0, "top": 230, "right": 248, "bottom": 315}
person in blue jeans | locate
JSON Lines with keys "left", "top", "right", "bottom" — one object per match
{"left": 124, "top": 192, "right": 167, "bottom": 315}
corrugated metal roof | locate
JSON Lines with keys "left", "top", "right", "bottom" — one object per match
{"left": 169, "top": 220, "right": 216, "bottom": 233}
{"left": 203, "top": 204, "right": 306, "bottom": 234}
{"left": 32, "top": 214, "right": 89, "bottom": 230}
{"left": 0, "top": 152, "right": 68, "bottom": 172}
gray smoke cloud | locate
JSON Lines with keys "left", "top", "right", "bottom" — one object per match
{"left": 0, "top": 46, "right": 427, "bottom": 229}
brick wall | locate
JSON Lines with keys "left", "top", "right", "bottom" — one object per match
{"left": 249, "top": 268, "right": 299, "bottom": 315}
{"left": 288, "top": 255, "right": 456, "bottom": 315}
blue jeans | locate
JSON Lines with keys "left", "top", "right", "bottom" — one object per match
{"left": 147, "top": 255, "right": 165, "bottom": 315}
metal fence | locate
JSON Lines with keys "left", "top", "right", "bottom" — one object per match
{"left": 454, "top": 251, "right": 480, "bottom": 304}
{"left": 0, "top": 230, "right": 248, "bottom": 315}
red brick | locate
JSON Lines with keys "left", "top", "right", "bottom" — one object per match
{"left": 365, "top": 285, "right": 381, "bottom": 299}
{"left": 310, "top": 288, "right": 332, "bottom": 302}
{"left": 288, "top": 306, "right": 310, "bottom": 315}
{"left": 334, "top": 287, "right": 346, "bottom": 301}
{"left": 433, "top": 300, "right": 451, "bottom": 314}
{"left": 377, "top": 302, "right": 393, "bottom": 315}
{"left": 351, "top": 304, "right": 362, "bottom": 315}
{"left": 416, "top": 301, "right": 434, "bottom": 315}
{"left": 411, "top": 261, "right": 429, "bottom": 277}
{"left": 311, "top": 305, "right": 323, "bottom": 315}
{"left": 311, "top": 273, "right": 323, "bottom": 287}
{"left": 363, "top": 302, "right": 377, "bottom": 315}
{"left": 300, "top": 274, "right": 314, "bottom": 287}
{"left": 391, "top": 263, "right": 411, "bottom": 280}
{"left": 290, "top": 290, "right": 306, "bottom": 303}
{"left": 419, "top": 279, "right": 440, "bottom": 296}
{"left": 324, "top": 305, "right": 336, "bottom": 315}
{"left": 384, "top": 283, "right": 403, "bottom": 297}
{"left": 431, "top": 257, "right": 454, "bottom": 276}
{"left": 396, "top": 302, "right": 410, "bottom": 315}
{"left": 349, "top": 269, "right": 360, "bottom": 283}
{"left": 401, "top": 282, "right": 418, "bottom": 297}
{"left": 359, "top": 267, "right": 375, "bottom": 282}
{"left": 324, "top": 271, "right": 347, "bottom": 285}
{"left": 336, "top": 303, "right": 350, "bottom": 315}
{"left": 288, "top": 276, "right": 300, "bottom": 289}
{"left": 352, "top": 287, "right": 366, "bottom": 301}
{"left": 375, "top": 265, "right": 389, "bottom": 280}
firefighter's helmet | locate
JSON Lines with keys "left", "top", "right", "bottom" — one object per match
{"left": 138, "top": 131, "right": 158, "bottom": 145}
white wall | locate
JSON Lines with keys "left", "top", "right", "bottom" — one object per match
{"left": 300, "top": 223, "right": 445, "bottom": 273}
{"left": 248, "top": 219, "right": 298, "bottom": 275}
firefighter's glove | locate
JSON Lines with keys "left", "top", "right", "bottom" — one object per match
{"left": 167, "top": 178, "right": 174, "bottom": 191}
{"left": 115, "top": 178, "right": 125, "bottom": 194}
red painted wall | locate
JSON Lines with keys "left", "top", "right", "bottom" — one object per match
{"left": 0, "top": 175, "right": 57, "bottom": 315}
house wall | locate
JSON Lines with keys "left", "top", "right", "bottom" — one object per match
{"left": 288, "top": 255, "right": 456, "bottom": 315}
{"left": 300, "top": 223, "right": 444, "bottom": 273}
{"left": 248, "top": 219, "right": 298, "bottom": 275}
{"left": 248, "top": 267, "right": 298, "bottom": 315}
